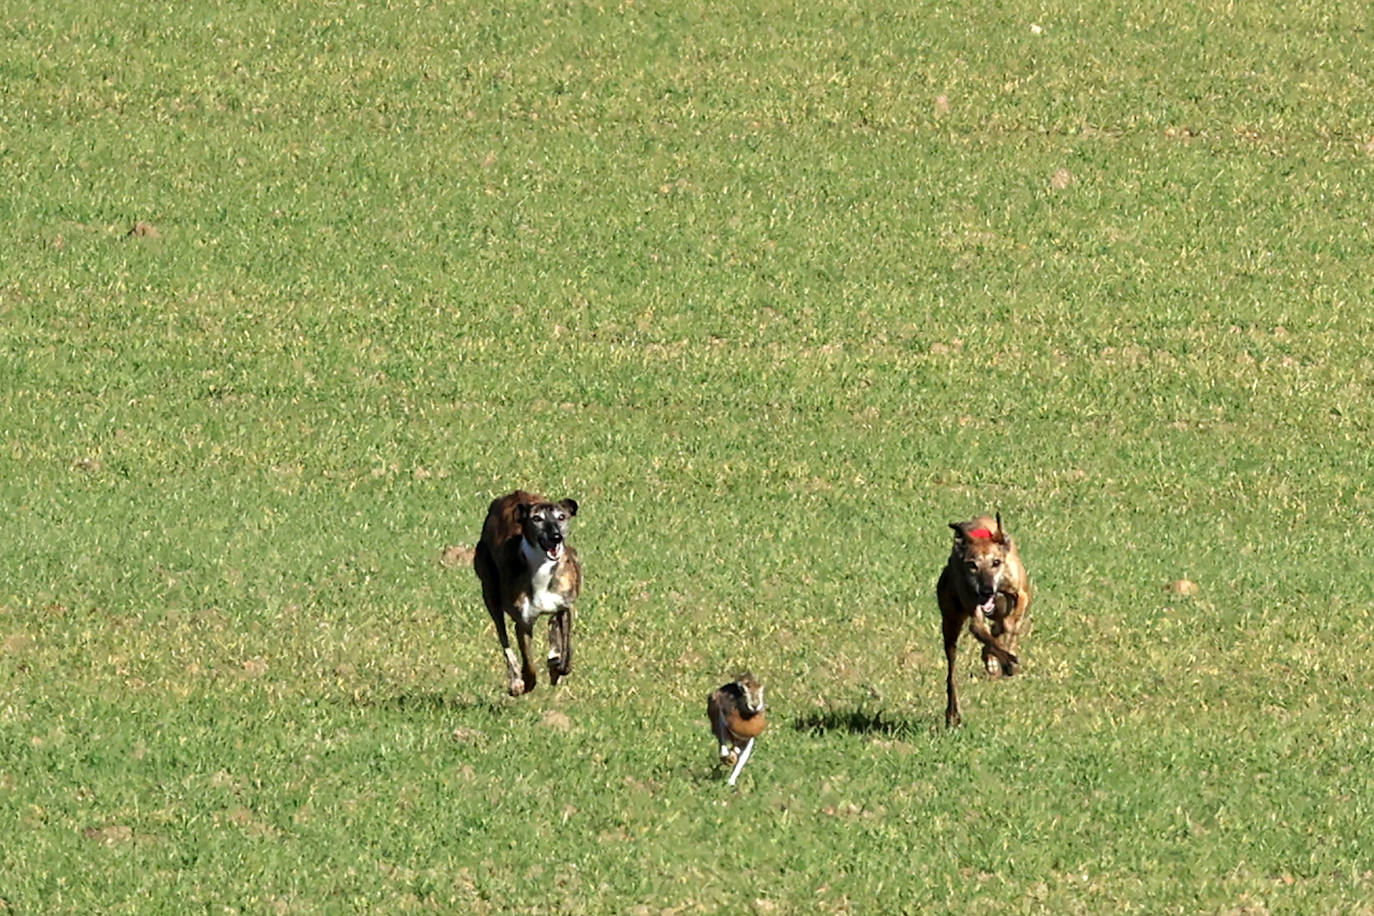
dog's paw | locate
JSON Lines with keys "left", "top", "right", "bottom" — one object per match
{"left": 507, "top": 678, "right": 527, "bottom": 696}
{"left": 547, "top": 652, "right": 571, "bottom": 682}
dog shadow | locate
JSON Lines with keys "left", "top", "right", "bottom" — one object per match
{"left": 791, "top": 707, "right": 924, "bottom": 738}
{"left": 363, "top": 691, "right": 507, "bottom": 716}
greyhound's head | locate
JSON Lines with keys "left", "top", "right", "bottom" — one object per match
{"left": 733, "top": 672, "right": 765, "bottom": 715}
{"left": 517, "top": 498, "right": 578, "bottom": 561}
{"left": 949, "top": 514, "right": 1012, "bottom": 610}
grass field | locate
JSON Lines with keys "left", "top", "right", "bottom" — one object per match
{"left": 4, "top": 0, "right": 1374, "bottom": 912}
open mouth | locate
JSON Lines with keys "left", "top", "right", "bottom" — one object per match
{"left": 543, "top": 541, "right": 564, "bottom": 562}
{"left": 976, "top": 596, "right": 996, "bottom": 617}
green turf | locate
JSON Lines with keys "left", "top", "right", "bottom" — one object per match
{"left": 3, "top": 0, "right": 1373, "bottom": 912}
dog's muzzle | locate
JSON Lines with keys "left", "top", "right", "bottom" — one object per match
{"left": 539, "top": 535, "right": 565, "bottom": 562}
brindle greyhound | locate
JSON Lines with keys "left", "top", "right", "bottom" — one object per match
{"left": 474, "top": 490, "right": 581, "bottom": 696}
{"left": 936, "top": 513, "right": 1030, "bottom": 727}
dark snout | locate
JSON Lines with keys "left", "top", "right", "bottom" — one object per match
{"left": 964, "top": 568, "right": 997, "bottom": 604}
{"left": 530, "top": 520, "right": 567, "bottom": 560}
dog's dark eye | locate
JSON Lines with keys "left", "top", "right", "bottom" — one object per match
{"left": 991, "top": 559, "right": 1002, "bottom": 568}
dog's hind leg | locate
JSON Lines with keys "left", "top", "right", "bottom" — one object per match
{"left": 491, "top": 612, "right": 528, "bottom": 696}
{"left": 942, "top": 608, "right": 964, "bottom": 728}
{"left": 547, "top": 608, "right": 572, "bottom": 685}
{"left": 476, "top": 545, "right": 527, "bottom": 696}
{"left": 513, "top": 619, "right": 538, "bottom": 693}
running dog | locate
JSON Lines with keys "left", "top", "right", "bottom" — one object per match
{"left": 936, "top": 513, "right": 1030, "bottom": 727}
{"left": 473, "top": 490, "right": 581, "bottom": 695}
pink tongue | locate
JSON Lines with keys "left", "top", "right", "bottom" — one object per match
{"left": 977, "top": 596, "right": 996, "bottom": 616}
{"left": 547, "top": 543, "right": 563, "bottom": 561}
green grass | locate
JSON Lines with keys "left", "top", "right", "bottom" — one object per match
{"left": 3, "top": 0, "right": 1374, "bottom": 911}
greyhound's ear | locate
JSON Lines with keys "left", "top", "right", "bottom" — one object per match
{"left": 516, "top": 502, "right": 533, "bottom": 523}
{"left": 559, "top": 498, "right": 578, "bottom": 517}
{"left": 948, "top": 522, "right": 965, "bottom": 538}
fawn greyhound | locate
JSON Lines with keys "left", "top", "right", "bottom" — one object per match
{"left": 937, "top": 513, "right": 1030, "bottom": 727}
{"left": 473, "top": 490, "right": 581, "bottom": 695}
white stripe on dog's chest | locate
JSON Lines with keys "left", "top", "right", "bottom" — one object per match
{"left": 517, "top": 541, "right": 568, "bottom": 624}
{"left": 529, "top": 558, "right": 564, "bottom": 612}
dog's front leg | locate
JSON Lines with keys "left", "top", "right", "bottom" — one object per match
{"left": 981, "top": 626, "right": 1005, "bottom": 678}
{"left": 547, "top": 609, "right": 572, "bottom": 685}
{"left": 727, "top": 738, "right": 755, "bottom": 786}
{"left": 986, "top": 590, "right": 1027, "bottom": 676}
{"left": 968, "top": 606, "right": 1018, "bottom": 674}
{"left": 980, "top": 607, "right": 1016, "bottom": 678}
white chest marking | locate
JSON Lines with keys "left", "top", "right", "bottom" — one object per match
{"left": 516, "top": 539, "right": 567, "bottom": 625}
